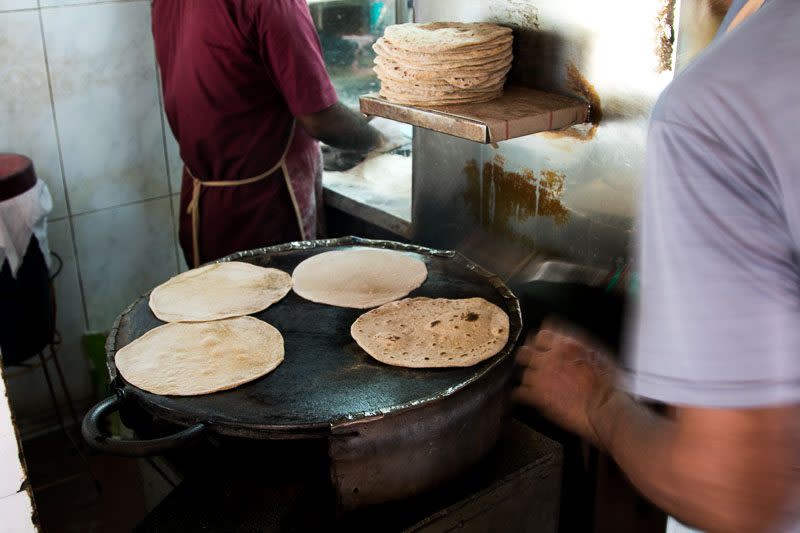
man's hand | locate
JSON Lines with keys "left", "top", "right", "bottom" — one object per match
{"left": 514, "top": 320, "right": 800, "bottom": 532}
{"left": 369, "top": 117, "right": 411, "bottom": 153}
{"left": 513, "top": 319, "right": 618, "bottom": 447}
{"left": 321, "top": 144, "right": 368, "bottom": 171}
{"left": 298, "top": 101, "right": 382, "bottom": 153}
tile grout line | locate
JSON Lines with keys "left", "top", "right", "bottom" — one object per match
{"left": 150, "top": 18, "right": 182, "bottom": 275}
{"left": 0, "top": 0, "right": 144, "bottom": 15}
{"left": 37, "top": 0, "right": 145, "bottom": 10}
{"left": 69, "top": 193, "right": 176, "bottom": 219}
{"left": 36, "top": 2, "right": 92, "bottom": 330}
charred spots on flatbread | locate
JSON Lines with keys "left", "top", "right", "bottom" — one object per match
{"left": 351, "top": 297, "right": 510, "bottom": 368}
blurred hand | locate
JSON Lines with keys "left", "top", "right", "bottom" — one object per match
{"left": 513, "top": 319, "right": 618, "bottom": 446}
{"left": 321, "top": 144, "right": 368, "bottom": 172}
{"left": 370, "top": 117, "right": 412, "bottom": 153}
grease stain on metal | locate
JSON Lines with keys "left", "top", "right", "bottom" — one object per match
{"left": 540, "top": 63, "right": 603, "bottom": 142}
{"left": 463, "top": 155, "right": 569, "bottom": 242}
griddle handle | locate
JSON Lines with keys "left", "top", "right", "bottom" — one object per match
{"left": 82, "top": 395, "right": 207, "bottom": 457}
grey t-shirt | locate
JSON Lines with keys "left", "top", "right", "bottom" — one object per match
{"left": 628, "top": 0, "right": 800, "bottom": 408}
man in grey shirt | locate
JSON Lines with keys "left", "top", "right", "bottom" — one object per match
{"left": 514, "top": 0, "right": 800, "bottom": 530}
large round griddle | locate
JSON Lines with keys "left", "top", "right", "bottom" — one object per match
{"left": 107, "top": 237, "right": 521, "bottom": 439}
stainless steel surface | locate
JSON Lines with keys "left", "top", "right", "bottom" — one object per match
{"left": 410, "top": 0, "right": 677, "bottom": 277}
{"left": 361, "top": 87, "right": 589, "bottom": 143}
{"left": 527, "top": 260, "right": 610, "bottom": 287}
{"left": 330, "top": 354, "right": 512, "bottom": 510}
{"left": 396, "top": 0, "right": 411, "bottom": 25}
{"left": 324, "top": 186, "right": 412, "bottom": 238}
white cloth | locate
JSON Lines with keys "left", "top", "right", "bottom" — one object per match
{"left": 0, "top": 179, "right": 52, "bottom": 277}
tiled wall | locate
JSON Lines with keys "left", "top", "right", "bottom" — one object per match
{"left": 0, "top": 368, "right": 36, "bottom": 531}
{"left": 1, "top": 0, "right": 183, "bottom": 434}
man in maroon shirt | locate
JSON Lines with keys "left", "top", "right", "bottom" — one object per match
{"left": 152, "top": 0, "right": 384, "bottom": 267}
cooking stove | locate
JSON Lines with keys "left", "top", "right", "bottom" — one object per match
{"left": 135, "top": 419, "right": 562, "bottom": 532}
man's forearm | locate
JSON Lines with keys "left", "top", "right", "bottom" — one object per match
{"left": 298, "top": 102, "right": 382, "bottom": 152}
{"left": 590, "top": 391, "right": 699, "bottom": 524}
{"left": 590, "top": 391, "right": 793, "bottom": 532}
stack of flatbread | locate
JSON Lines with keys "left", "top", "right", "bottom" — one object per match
{"left": 374, "top": 22, "right": 513, "bottom": 106}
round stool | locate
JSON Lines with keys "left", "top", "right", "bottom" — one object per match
{"left": 0, "top": 153, "right": 81, "bottom": 436}
{"left": 0, "top": 154, "right": 54, "bottom": 365}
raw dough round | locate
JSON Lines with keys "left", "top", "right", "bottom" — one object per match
{"left": 115, "top": 316, "right": 284, "bottom": 396}
{"left": 149, "top": 262, "right": 292, "bottom": 322}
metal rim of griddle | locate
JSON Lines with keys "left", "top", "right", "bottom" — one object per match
{"left": 104, "top": 236, "right": 522, "bottom": 439}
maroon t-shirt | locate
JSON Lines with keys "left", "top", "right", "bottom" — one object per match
{"left": 151, "top": 0, "right": 338, "bottom": 264}
{"left": 152, "top": 0, "right": 337, "bottom": 180}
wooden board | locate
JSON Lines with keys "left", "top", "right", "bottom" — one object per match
{"left": 360, "top": 85, "right": 589, "bottom": 144}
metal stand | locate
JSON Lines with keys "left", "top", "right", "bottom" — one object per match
{"left": 32, "top": 345, "right": 99, "bottom": 493}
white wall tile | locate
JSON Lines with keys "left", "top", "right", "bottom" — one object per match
{"left": 0, "top": 490, "right": 36, "bottom": 533}
{"left": 0, "top": 10, "right": 68, "bottom": 219}
{"left": 40, "top": 0, "right": 125, "bottom": 7}
{"left": 3, "top": 219, "right": 92, "bottom": 428}
{"left": 164, "top": 111, "right": 182, "bottom": 195}
{"left": 155, "top": 69, "right": 182, "bottom": 196}
{"left": 170, "top": 193, "right": 187, "bottom": 272}
{"left": 0, "top": 0, "right": 36, "bottom": 12}
{"left": 0, "top": 425, "right": 25, "bottom": 500}
{"left": 72, "top": 197, "right": 177, "bottom": 332}
{"left": 48, "top": 219, "right": 91, "bottom": 393}
{"left": 0, "top": 371, "right": 26, "bottom": 500}
{"left": 42, "top": 1, "right": 169, "bottom": 215}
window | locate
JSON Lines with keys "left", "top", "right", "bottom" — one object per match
{"left": 310, "top": 0, "right": 413, "bottom": 231}
{"left": 308, "top": 0, "right": 399, "bottom": 108}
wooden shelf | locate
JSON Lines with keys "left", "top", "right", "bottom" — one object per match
{"left": 360, "top": 85, "right": 589, "bottom": 144}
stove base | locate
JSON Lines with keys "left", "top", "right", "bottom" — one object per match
{"left": 136, "top": 419, "right": 562, "bottom": 532}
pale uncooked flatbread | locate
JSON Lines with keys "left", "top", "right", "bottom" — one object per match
{"left": 149, "top": 262, "right": 292, "bottom": 322}
{"left": 115, "top": 316, "right": 284, "bottom": 396}
{"left": 351, "top": 297, "right": 510, "bottom": 368}
{"left": 292, "top": 249, "right": 427, "bottom": 309}
{"left": 383, "top": 22, "right": 512, "bottom": 52}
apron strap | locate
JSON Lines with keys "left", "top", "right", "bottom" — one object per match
{"left": 185, "top": 120, "right": 297, "bottom": 268}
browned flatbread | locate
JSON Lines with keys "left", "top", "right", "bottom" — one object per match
{"left": 373, "top": 38, "right": 512, "bottom": 69}
{"left": 352, "top": 297, "right": 510, "bottom": 368}
{"left": 383, "top": 22, "right": 512, "bottom": 52}
{"left": 378, "top": 87, "right": 503, "bottom": 106}
{"left": 374, "top": 22, "right": 512, "bottom": 106}
{"left": 292, "top": 249, "right": 428, "bottom": 309}
{"left": 115, "top": 317, "right": 284, "bottom": 396}
{"left": 374, "top": 56, "right": 511, "bottom": 81}
{"left": 379, "top": 77, "right": 506, "bottom": 97}
{"left": 381, "top": 33, "right": 513, "bottom": 56}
